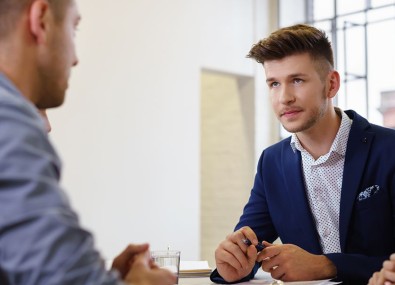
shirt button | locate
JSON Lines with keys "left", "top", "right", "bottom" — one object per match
{"left": 323, "top": 229, "right": 331, "bottom": 237}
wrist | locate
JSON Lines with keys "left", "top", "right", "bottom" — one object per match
{"left": 316, "top": 255, "right": 337, "bottom": 280}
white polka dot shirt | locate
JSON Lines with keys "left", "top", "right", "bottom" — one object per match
{"left": 290, "top": 108, "right": 352, "bottom": 253}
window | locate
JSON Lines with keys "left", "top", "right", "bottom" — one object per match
{"left": 308, "top": 0, "right": 395, "bottom": 126}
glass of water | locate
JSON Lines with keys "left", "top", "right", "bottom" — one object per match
{"left": 151, "top": 250, "right": 181, "bottom": 284}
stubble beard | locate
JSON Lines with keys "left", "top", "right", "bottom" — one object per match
{"left": 281, "top": 90, "right": 328, "bottom": 134}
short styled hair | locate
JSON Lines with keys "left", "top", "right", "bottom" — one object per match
{"left": 0, "top": 0, "right": 70, "bottom": 39}
{"left": 247, "top": 24, "right": 334, "bottom": 73}
{"left": 0, "top": 0, "right": 30, "bottom": 38}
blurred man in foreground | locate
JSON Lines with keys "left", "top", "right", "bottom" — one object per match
{"left": 0, "top": 1, "right": 176, "bottom": 284}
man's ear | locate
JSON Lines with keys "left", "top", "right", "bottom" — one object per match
{"left": 29, "top": 0, "right": 51, "bottom": 44}
{"left": 327, "top": 70, "right": 340, "bottom": 99}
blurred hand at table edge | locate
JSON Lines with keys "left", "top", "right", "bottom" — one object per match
{"left": 368, "top": 253, "right": 395, "bottom": 285}
{"left": 112, "top": 243, "right": 176, "bottom": 285}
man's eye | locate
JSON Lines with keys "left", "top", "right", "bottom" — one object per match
{"left": 271, "top": 82, "right": 280, "bottom": 88}
{"left": 294, "top": 78, "right": 303, "bottom": 84}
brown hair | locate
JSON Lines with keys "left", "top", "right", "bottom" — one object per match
{"left": 0, "top": 0, "right": 70, "bottom": 39}
{"left": 247, "top": 24, "right": 334, "bottom": 73}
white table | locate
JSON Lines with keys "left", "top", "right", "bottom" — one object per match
{"left": 179, "top": 269, "right": 340, "bottom": 285}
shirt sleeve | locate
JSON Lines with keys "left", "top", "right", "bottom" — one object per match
{"left": 0, "top": 97, "right": 124, "bottom": 284}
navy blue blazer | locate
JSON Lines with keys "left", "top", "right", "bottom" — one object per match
{"left": 211, "top": 110, "right": 395, "bottom": 285}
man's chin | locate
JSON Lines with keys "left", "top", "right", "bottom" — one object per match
{"left": 37, "top": 95, "right": 66, "bottom": 109}
{"left": 51, "top": 97, "right": 66, "bottom": 108}
{"left": 281, "top": 123, "right": 303, "bottom": 134}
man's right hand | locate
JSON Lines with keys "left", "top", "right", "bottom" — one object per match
{"left": 215, "top": 226, "right": 260, "bottom": 282}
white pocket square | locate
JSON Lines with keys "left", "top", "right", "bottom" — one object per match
{"left": 357, "top": 185, "right": 380, "bottom": 201}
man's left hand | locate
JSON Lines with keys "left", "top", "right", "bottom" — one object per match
{"left": 257, "top": 242, "right": 337, "bottom": 282}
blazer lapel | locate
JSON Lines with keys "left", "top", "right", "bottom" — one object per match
{"left": 339, "top": 111, "right": 375, "bottom": 251}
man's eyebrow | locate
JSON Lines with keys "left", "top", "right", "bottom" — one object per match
{"left": 266, "top": 73, "right": 308, "bottom": 83}
{"left": 288, "top": 73, "right": 308, "bottom": 78}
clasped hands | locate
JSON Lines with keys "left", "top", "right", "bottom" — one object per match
{"left": 111, "top": 243, "right": 177, "bottom": 285}
{"left": 215, "top": 226, "right": 337, "bottom": 282}
{"left": 369, "top": 253, "right": 395, "bottom": 285}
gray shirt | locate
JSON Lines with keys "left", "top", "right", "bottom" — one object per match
{"left": 0, "top": 73, "right": 123, "bottom": 285}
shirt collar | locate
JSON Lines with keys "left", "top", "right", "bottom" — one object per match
{"left": 290, "top": 107, "right": 352, "bottom": 156}
{"left": 0, "top": 72, "right": 25, "bottom": 100}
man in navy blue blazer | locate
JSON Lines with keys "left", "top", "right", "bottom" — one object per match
{"left": 210, "top": 24, "right": 395, "bottom": 285}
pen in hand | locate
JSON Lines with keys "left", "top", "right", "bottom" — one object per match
{"left": 242, "top": 238, "right": 265, "bottom": 252}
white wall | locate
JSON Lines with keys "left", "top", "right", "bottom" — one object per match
{"left": 279, "top": 0, "right": 306, "bottom": 27}
{"left": 48, "top": 0, "right": 273, "bottom": 261}
{"left": 253, "top": 0, "right": 280, "bottom": 161}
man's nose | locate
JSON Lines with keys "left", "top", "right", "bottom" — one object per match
{"left": 278, "top": 84, "right": 295, "bottom": 104}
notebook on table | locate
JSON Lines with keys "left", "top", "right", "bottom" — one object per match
{"left": 179, "top": 261, "right": 212, "bottom": 278}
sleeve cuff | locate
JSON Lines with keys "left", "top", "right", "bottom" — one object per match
{"left": 209, "top": 263, "right": 260, "bottom": 284}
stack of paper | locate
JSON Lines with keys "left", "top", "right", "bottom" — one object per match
{"left": 179, "top": 261, "right": 212, "bottom": 278}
